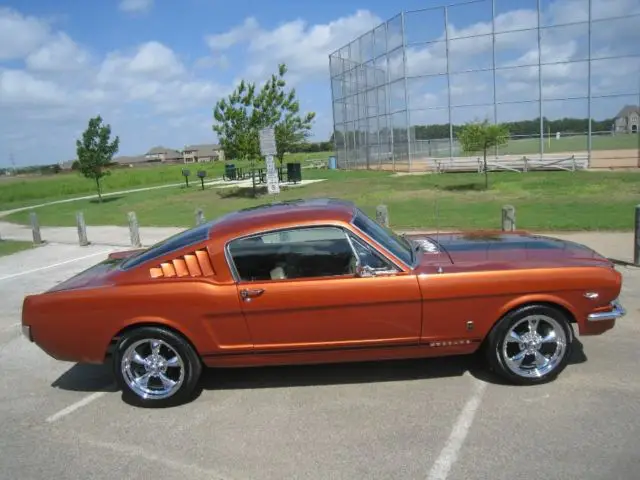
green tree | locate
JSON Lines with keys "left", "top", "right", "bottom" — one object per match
{"left": 213, "top": 80, "right": 260, "bottom": 162}
{"left": 457, "top": 119, "right": 509, "bottom": 190}
{"left": 213, "top": 63, "right": 315, "bottom": 166}
{"left": 258, "top": 64, "right": 315, "bottom": 164}
{"left": 75, "top": 115, "right": 119, "bottom": 202}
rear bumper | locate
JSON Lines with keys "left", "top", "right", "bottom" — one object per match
{"left": 587, "top": 299, "right": 626, "bottom": 322}
{"left": 22, "top": 324, "right": 32, "bottom": 342}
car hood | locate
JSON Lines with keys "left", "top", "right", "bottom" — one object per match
{"left": 405, "top": 231, "right": 613, "bottom": 272}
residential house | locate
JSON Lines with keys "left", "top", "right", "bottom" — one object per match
{"left": 113, "top": 155, "right": 149, "bottom": 167}
{"left": 614, "top": 105, "right": 639, "bottom": 134}
{"left": 58, "top": 159, "right": 76, "bottom": 170}
{"left": 182, "top": 144, "right": 225, "bottom": 163}
{"left": 144, "top": 146, "right": 184, "bottom": 164}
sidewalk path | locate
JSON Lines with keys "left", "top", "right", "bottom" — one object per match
{"left": 0, "top": 182, "right": 201, "bottom": 218}
{"left": 0, "top": 178, "right": 325, "bottom": 218}
{"left": 1, "top": 220, "right": 635, "bottom": 264}
{"left": 0, "top": 221, "right": 181, "bottom": 247}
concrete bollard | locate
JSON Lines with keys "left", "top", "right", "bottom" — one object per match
{"left": 128, "top": 211, "right": 142, "bottom": 248}
{"left": 502, "top": 205, "right": 516, "bottom": 232}
{"left": 195, "top": 208, "right": 205, "bottom": 226}
{"left": 376, "top": 205, "right": 389, "bottom": 228}
{"left": 76, "top": 211, "right": 89, "bottom": 246}
{"left": 634, "top": 205, "right": 640, "bottom": 266}
{"left": 29, "top": 211, "right": 43, "bottom": 245}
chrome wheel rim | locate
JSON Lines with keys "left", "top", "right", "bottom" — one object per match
{"left": 501, "top": 315, "right": 567, "bottom": 378}
{"left": 121, "top": 339, "right": 185, "bottom": 400}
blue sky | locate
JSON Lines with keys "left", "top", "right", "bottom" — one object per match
{"left": 1, "top": 0, "right": 638, "bottom": 167}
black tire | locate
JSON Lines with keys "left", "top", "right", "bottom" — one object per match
{"left": 484, "top": 304, "right": 574, "bottom": 385}
{"left": 113, "top": 326, "right": 202, "bottom": 407}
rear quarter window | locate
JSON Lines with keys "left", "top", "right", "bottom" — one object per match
{"left": 121, "top": 223, "right": 211, "bottom": 270}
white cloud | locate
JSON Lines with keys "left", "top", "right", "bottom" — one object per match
{"left": 118, "top": 0, "right": 154, "bottom": 14}
{"left": 194, "top": 54, "right": 230, "bottom": 70}
{"left": 0, "top": 69, "right": 67, "bottom": 106}
{"left": 94, "top": 41, "right": 228, "bottom": 112}
{"left": 206, "top": 17, "right": 260, "bottom": 50}
{"left": 0, "top": 12, "right": 226, "bottom": 166}
{"left": 207, "top": 10, "right": 381, "bottom": 82}
{"left": 98, "top": 41, "right": 185, "bottom": 82}
{"left": 0, "top": 8, "right": 51, "bottom": 60}
{"left": 25, "top": 32, "right": 90, "bottom": 72}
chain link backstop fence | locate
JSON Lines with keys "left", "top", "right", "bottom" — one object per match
{"left": 329, "top": 0, "right": 640, "bottom": 172}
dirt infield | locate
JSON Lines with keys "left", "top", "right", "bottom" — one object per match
{"left": 588, "top": 149, "right": 640, "bottom": 169}
{"left": 345, "top": 148, "right": 639, "bottom": 172}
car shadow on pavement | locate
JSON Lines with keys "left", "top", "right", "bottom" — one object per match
{"left": 203, "top": 337, "right": 587, "bottom": 391}
{"left": 51, "top": 363, "right": 118, "bottom": 393}
{"left": 50, "top": 337, "right": 587, "bottom": 398}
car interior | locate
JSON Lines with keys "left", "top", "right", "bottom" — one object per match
{"left": 229, "top": 235, "right": 358, "bottom": 281}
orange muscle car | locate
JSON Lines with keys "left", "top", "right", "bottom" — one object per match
{"left": 22, "top": 199, "right": 625, "bottom": 407}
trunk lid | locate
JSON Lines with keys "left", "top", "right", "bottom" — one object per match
{"left": 46, "top": 255, "right": 126, "bottom": 293}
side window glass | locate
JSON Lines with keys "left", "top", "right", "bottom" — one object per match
{"left": 228, "top": 227, "right": 356, "bottom": 282}
{"left": 349, "top": 235, "right": 395, "bottom": 270}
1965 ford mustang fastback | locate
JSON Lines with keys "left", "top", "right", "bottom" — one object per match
{"left": 22, "top": 198, "right": 625, "bottom": 407}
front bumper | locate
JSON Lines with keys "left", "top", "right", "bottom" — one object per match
{"left": 587, "top": 299, "right": 626, "bottom": 322}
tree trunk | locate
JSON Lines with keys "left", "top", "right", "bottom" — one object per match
{"left": 483, "top": 148, "right": 488, "bottom": 190}
{"left": 95, "top": 177, "right": 102, "bottom": 202}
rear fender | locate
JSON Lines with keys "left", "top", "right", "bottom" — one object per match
{"left": 104, "top": 316, "right": 202, "bottom": 361}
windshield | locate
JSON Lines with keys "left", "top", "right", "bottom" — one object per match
{"left": 121, "top": 222, "right": 211, "bottom": 270}
{"left": 352, "top": 210, "right": 414, "bottom": 266}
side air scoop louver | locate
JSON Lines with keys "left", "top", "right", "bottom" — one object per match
{"left": 149, "top": 249, "right": 214, "bottom": 278}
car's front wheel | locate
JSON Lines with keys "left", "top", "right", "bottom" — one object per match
{"left": 485, "top": 304, "right": 573, "bottom": 385}
{"left": 113, "top": 326, "right": 202, "bottom": 407}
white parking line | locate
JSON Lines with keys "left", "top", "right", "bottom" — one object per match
{"left": 45, "top": 391, "right": 109, "bottom": 423}
{"left": 0, "top": 250, "right": 113, "bottom": 281}
{"left": 427, "top": 380, "right": 488, "bottom": 480}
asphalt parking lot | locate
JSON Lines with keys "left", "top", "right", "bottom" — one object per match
{"left": 1, "top": 242, "right": 639, "bottom": 480}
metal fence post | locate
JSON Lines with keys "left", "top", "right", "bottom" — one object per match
{"left": 502, "top": 205, "right": 516, "bottom": 231}
{"left": 29, "top": 211, "right": 43, "bottom": 245}
{"left": 76, "top": 211, "right": 89, "bottom": 246}
{"left": 634, "top": 205, "right": 640, "bottom": 266}
{"left": 195, "top": 208, "right": 205, "bottom": 226}
{"left": 128, "top": 212, "right": 142, "bottom": 248}
{"left": 376, "top": 205, "right": 389, "bottom": 228}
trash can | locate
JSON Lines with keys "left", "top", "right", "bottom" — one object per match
{"left": 224, "top": 163, "right": 236, "bottom": 181}
{"left": 286, "top": 162, "right": 302, "bottom": 184}
{"left": 328, "top": 156, "right": 337, "bottom": 169}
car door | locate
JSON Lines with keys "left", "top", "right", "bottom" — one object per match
{"left": 226, "top": 225, "right": 422, "bottom": 352}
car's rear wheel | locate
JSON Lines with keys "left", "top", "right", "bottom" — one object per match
{"left": 486, "top": 304, "right": 573, "bottom": 385}
{"left": 113, "top": 326, "right": 202, "bottom": 407}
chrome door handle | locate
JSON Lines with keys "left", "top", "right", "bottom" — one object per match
{"left": 240, "top": 288, "right": 265, "bottom": 301}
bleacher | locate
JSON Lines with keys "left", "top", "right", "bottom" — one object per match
{"left": 422, "top": 154, "right": 590, "bottom": 173}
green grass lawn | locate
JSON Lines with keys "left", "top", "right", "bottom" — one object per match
{"left": 0, "top": 240, "right": 35, "bottom": 257}
{"left": 0, "top": 151, "right": 333, "bottom": 212}
{"left": 498, "top": 133, "right": 639, "bottom": 156}
{"left": 5, "top": 169, "right": 640, "bottom": 231}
